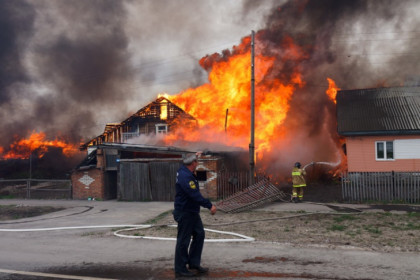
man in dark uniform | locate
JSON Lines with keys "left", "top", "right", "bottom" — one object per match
{"left": 173, "top": 154, "right": 217, "bottom": 278}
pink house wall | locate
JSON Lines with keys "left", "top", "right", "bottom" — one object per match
{"left": 346, "top": 135, "right": 420, "bottom": 172}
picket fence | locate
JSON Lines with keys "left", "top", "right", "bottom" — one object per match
{"left": 341, "top": 172, "right": 420, "bottom": 203}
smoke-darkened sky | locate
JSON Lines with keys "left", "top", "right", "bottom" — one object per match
{"left": 0, "top": 0, "right": 275, "bottom": 148}
{"left": 1, "top": 0, "right": 419, "bottom": 164}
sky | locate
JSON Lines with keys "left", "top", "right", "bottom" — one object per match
{"left": 1, "top": 0, "right": 420, "bottom": 173}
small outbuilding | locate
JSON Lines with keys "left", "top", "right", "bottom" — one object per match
{"left": 71, "top": 143, "right": 248, "bottom": 201}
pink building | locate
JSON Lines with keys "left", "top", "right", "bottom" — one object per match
{"left": 337, "top": 86, "right": 420, "bottom": 203}
{"left": 337, "top": 86, "right": 420, "bottom": 172}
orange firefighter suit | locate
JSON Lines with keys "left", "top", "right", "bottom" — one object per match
{"left": 292, "top": 166, "right": 306, "bottom": 202}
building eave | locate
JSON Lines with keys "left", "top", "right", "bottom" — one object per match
{"left": 338, "top": 130, "right": 420, "bottom": 137}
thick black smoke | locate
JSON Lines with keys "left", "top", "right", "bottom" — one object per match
{"left": 243, "top": 0, "right": 420, "bottom": 176}
{"left": 0, "top": 0, "right": 133, "bottom": 150}
{"left": 0, "top": 1, "right": 34, "bottom": 105}
{"left": 0, "top": 0, "right": 263, "bottom": 155}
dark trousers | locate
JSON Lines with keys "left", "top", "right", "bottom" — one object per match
{"left": 173, "top": 210, "right": 205, "bottom": 273}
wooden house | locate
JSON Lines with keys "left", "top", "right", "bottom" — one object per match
{"left": 72, "top": 97, "right": 249, "bottom": 201}
{"left": 80, "top": 96, "right": 197, "bottom": 151}
{"left": 336, "top": 86, "right": 420, "bottom": 203}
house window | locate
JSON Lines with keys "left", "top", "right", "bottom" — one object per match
{"left": 155, "top": 124, "right": 168, "bottom": 134}
{"left": 376, "top": 141, "right": 394, "bottom": 160}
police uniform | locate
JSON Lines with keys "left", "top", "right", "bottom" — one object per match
{"left": 173, "top": 164, "right": 213, "bottom": 275}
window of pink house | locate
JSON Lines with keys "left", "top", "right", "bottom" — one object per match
{"left": 376, "top": 141, "right": 394, "bottom": 160}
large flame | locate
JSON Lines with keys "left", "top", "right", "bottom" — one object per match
{"left": 326, "top": 77, "right": 340, "bottom": 104}
{"left": 0, "top": 132, "right": 79, "bottom": 160}
{"left": 167, "top": 36, "right": 305, "bottom": 158}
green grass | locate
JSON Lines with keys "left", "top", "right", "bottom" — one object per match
{"left": 0, "top": 195, "right": 16, "bottom": 199}
{"left": 401, "top": 222, "right": 420, "bottom": 230}
{"left": 407, "top": 212, "right": 420, "bottom": 218}
{"left": 145, "top": 210, "right": 172, "bottom": 224}
{"left": 329, "top": 224, "right": 347, "bottom": 231}
{"left": 333, "top": 214, "right": 358, "bottom": 223}
{"left": 363, "top": 225, "right": 382, "bottom": 235}
{"left": 345, "top": 229, "right": 362, "bottom": 237}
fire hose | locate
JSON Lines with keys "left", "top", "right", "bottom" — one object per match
{"left": 0, "top": 204, "right": 363, "bottom": 242}
{"left": 0, "top": 224, "right": 255, "bottom": 242}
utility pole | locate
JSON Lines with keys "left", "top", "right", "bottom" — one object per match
{"left": 249, "top": 30, "right": 255, "bottom": 185}
{"left": 29, "top": 153, "right": 32, "bottom": 180}
{"left": 225, "top": 108, "right": 229, "bottom": 133}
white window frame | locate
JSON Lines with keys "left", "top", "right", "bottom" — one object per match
{"left": 375, "top": 141, "right": 394, "bottom": 161}
{"left": 155, "top": 123, "right": 168, "bottom": 134}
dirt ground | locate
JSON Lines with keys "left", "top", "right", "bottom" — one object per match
{"left": 123, "top": 206, "right": 419, "bottom": 253}
{"left": 1, "top": 186, "right": 419, "bottom": 254}
{"left": 0, "top": 205, "right": 64, "bottom": 221}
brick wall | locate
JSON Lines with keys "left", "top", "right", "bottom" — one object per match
{"left": 197, "top": 155, "right": 221, "bottom": 199}
{"left": 71, "top": 168, "right": 105, "bottom": 200}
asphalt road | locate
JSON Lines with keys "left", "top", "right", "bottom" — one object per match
{"left": 0, "top": 199, "right": 419, "bottom": 280}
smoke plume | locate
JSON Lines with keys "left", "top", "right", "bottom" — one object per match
{"left": 1, "top": 0, "right": 419, "bottom": 179}
{"left": 253, "top": 0, "right": 420, "bottom": 176}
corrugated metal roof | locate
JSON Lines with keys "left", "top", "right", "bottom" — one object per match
{"left": 337, "top": 86, "right": 420, "bottom": 136}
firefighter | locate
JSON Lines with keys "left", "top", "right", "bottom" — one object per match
{"left": 291, "top": 162, "right": 307, "bottom": 203}
{"left": 173, "top": 154, "right": 217, "bottom": 277}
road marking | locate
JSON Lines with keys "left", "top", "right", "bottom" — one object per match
{"left": 0, "top": 268, "right": 117, "bottom": 280}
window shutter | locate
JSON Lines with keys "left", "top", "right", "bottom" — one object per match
{"left": 394, "top": 139, "right": 420, "bottom": 159}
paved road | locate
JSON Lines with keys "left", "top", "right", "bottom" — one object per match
{"left": 0, "top": 199, "right": 419, "bottom": 279}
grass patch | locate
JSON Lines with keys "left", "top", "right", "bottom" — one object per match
{"left": 0, "top": 195, "right": 16, "bottom": 199}
{"left": 363, "top": 225, "right": 382, "bottom": 235}
{"left": 145, "top": 210, "right": 172, "bottom": 224}
{"left": 333, "top": 214, "right": 358, "bottom": 223}
{"left": 402, "top": 222, "right": 420, "bottom": 231}
{"left": 329, "top": 224, "right": 347, "bottom": 231}
{"left": 345, "top": 229, "right": 361, "bottom": 237}
{"left": 407, "top": 212, "right": 420, "bottom": 218}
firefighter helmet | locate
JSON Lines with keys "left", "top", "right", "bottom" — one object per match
{"left": 294, "top": 162, "right": 301, "bottom": 168}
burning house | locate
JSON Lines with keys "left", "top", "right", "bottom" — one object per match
{"left": 72, "top": 97, "right": 249, "bottom": 201}
{"left": 80, "top": 96, "right": 197, "bottom": 151}
{"left": 337, "top": 86, "right": 420, "bottom": 203}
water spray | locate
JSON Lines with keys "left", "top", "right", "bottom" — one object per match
{"left": 303, "top": 160, "right": 341, "bottom": 170}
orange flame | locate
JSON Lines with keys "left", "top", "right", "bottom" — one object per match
{"left": 326, "top": 77, "right": 340, "bottom": 104}
{"left": 166, "top": 35, "right": 306, "bottom": 159}
{"left": 0, "top": 132, "right": 79, "bottom": 160}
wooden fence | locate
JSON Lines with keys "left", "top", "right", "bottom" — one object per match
{"left": 0, "top": 179, "right": 72, "bottom": 199}
{"left": 217, "top": 171, "right": 268, "bottom": 200}
{"left": 341, "top": 172, "right": 420, "bottom": 203}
